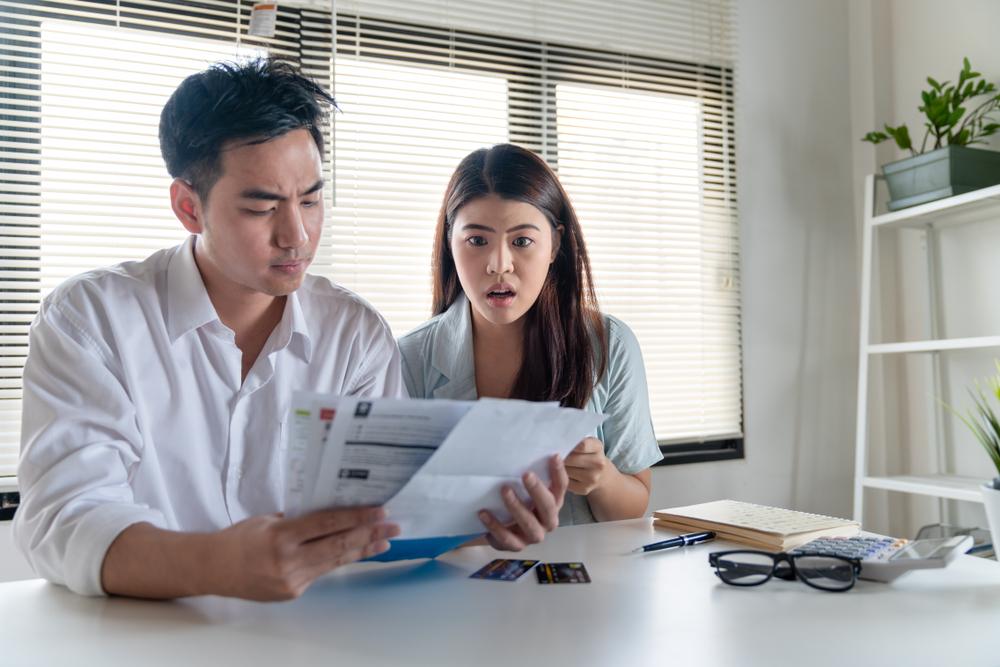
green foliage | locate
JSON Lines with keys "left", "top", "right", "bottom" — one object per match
{"left": 862, "top": 58, "right": 1000, "bottom": 156}
{"left": 945, "top": 359, "right": 1000, "bottom": 487}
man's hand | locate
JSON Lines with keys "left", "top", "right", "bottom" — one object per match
{"left": 564, "top": 437, "right": 610, "bottom": 496}
{"left": 100, "top": 507, "right": 399, "bottom": 601}
{"left": 477, "top": 454, "right": 568, "bottom": 551}
{"left": 211, "top": 507, "right": 400, "bottom": 601}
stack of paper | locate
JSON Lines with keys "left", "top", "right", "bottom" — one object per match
{"left": 653, "top": 499, "right": 860, "bottom": 551}
{"left": 285, "top": 393, "right": 604, "bottom": 561}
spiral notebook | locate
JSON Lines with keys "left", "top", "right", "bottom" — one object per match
{"left": 652, "top": 499, "right": 860, "bottom": 551}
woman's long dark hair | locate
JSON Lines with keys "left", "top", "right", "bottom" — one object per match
{"left": 431, "top": 143, "right": 607, "bottom": 409}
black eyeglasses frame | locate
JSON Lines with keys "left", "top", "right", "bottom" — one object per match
{"left": 708, "top": 549, "right": 862, "bottom": 592}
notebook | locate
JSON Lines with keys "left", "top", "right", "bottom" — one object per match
{"left": 652, "top": 499, "right": 861, "bottom": 551}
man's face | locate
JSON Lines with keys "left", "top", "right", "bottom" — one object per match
{"left": 184, "top": 128, "right": 324, "bottom": 300}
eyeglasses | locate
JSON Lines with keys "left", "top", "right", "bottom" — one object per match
{"left": 708, "top": 550, "right": 861, "bottom": 592}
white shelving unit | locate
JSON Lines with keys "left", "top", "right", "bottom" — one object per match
{"left": 854, "top": 175, "right": 1000, "bottom": 522}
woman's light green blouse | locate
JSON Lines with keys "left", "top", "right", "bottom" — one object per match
{"left": 397, "top": 294, "right": 663, "bottom": 525}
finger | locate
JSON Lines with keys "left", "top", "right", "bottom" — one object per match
{"left": 548, "top": 454, "right": 569, "bottom": 505}
{"left": 566, "top": 456, "right": 601, "bottom": 477}
{"left": 501, "top": 486, "right": 546, "bottom": 544}
{"left": 479, "top": 510, "right": 526, "bottom": 551}
{"left": 574, "top": 437, "right": 602, "bottom": 454}
{"left": 523, "top": 471, "right": 559, "bottom": 532}
{"left": 564, "top": 449, "right": 589, "bottom": 464}
{"left": 301, "top": 535, "right": 395, "bottom": 585}
{"left": 283, "top": 506, "right": 386, "bottom": 543}
{"left": 299, "top": 521, "right": 399, "bottom": 570}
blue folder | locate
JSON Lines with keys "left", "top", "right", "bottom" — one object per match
{"left": 365, "top": 534, "right": 482, "bottom": 562}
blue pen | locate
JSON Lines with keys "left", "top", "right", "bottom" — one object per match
{"left": 633, "top": 530, "right": 716, "bottom": 553}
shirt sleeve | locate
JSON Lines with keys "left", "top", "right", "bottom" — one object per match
{"left": 347, "top": 310, "right": 407, "bottom": 399}
{"left": 12, "top": 299, "right": 167, "bottom": 597}
{"left": 599, "top": 317, "right": 664, "bottom": 475}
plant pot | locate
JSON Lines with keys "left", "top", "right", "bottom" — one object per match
{"left": 981, "top": 482, "right": 1000, "bottom": 548}
{"left": 882, "top": 145, "right": 1000, "bottom": 211}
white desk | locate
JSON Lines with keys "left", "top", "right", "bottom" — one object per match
{"left": 2, "top": 518, "right": 998, "bottom": 666}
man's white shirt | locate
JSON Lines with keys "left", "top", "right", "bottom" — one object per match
{"left": 12, "top": 236, "right": 405, "bottom": 596}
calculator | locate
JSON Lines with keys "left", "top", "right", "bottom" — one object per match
{"left": 790, "top": 535, "right": 974, "bottom": 582}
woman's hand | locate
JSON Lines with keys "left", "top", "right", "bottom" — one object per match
{"left": 478, "top": 454, "right": 568, "bottom": 551}
{"left": 564, "top": 437, "right": 610, "bottom": 496}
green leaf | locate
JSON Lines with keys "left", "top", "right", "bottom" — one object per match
{"left": 949, "top": 107, "right": 965, "bottom": 126}
{"left": 963, "top": 56, "right": 971, "bottom": 72}
{"left": 955, "top": 128, "right": 970, "bottom": 145}
{"left": 885, "top": 124, "right": 912, "bottom": 150}
{"left": 862, "top": 131, "right": 888, "bottom": 144}
{"left": 928, "top": 76, "right": 942, "bottom": 91}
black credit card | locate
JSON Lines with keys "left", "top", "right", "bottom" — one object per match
{"left": 469, "top": 559, "right": 539, "bottom": 581}
{"left": 535, "top": 562, "right": 591, "bottom": 584}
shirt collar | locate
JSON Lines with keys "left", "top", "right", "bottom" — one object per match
{"left": 165, "top": 235, "right": 313, "bottom": 362}
{"left": 165, "top": 235, "right": 219, "bottom": 342}
{"left": 430, "top": 292, "right": 477, "bottom": 399}
{"left": 269, "top": 288, "right": 313, "bottom": 363}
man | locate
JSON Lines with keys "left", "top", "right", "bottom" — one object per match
{"left": 13, "top": 59, "right": 567, "bottom": 600}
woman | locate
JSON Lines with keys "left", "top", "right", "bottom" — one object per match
{"left": 400, "top": 144, "right": 662, "bottom": 548}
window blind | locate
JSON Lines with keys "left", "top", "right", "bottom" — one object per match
{"left": 0, "top": 0, "right": 740, "bottom": 483}
{"left": 0, "top": 0, "right": 333, "bottom": 479}
{"left": 328, "top": 2, "right": 741, "bottom": 447}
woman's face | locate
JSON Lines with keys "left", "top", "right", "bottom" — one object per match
{"left": 450, "top": 194, "right": 561, "bottom": 328}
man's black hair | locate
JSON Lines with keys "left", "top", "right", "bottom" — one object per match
{"left": 159, "top": 58, "right": 336, "bottom": 201}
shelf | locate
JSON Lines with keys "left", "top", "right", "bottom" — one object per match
{"left": 862, "top": 474, "right": 985, "bottom": 503}
{"left": 871, "top": 181, "right": 1000, "bottom": 230}
{"left": 867, "top": 335, "right": 1000, "bottom": 355}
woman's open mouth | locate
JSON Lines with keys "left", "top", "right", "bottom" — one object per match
{"left": 485, "top": 284, "right": 516, "bottom": 308}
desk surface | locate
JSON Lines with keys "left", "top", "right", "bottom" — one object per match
{"left": 3, "top": 518, "right": 998, "bottom": 667}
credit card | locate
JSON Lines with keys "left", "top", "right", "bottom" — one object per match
{"left": 469, "top": 559, "right": 539, "bottom": 581}
{"left": 535, "top": 562, "right": 591, "bottom": 584}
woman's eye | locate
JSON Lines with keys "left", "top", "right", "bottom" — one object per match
{"left": 512, "top": 237, "right": 534, "bottom": 248}
{"left": 466, "top": 236, "right": 487, "bottom": 247}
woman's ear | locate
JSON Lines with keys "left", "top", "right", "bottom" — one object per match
{"left": 170, "top": 178, "right": 203, "bottom": 235}
{"left": 551, "top": 224, "right": 565, "bottom": 262}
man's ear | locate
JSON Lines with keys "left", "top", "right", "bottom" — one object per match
{"left": 170, "top": 178, "right": 203, "bottom": 234}
{"left": 551, "top": 224, "right": 565, "bottom": 263}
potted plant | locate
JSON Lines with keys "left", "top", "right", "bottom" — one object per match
{"left": 949, "top": 360, "right": 1000, "bottom": 546}
{"left": 862, "top": 58, "right": 1000, "bottom": 210}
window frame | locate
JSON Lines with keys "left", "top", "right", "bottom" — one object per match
{"left": 0, "top": 4, "right": 743, "bottom": 496}
{"left": 335, "top": 12, "right": 744, "bottom": 464}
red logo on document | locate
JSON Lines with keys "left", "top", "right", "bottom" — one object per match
{"left": 320, "top": 408, "right": 336, "bottom": 421}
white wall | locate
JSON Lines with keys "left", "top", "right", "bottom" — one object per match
{"left": 650, "top": 0, "right": 859, "bottom": 520}
{"left": 0, "top": 522, "right": 34, "bottom": 583}
{"left": 849, "top": 0, "right": 1000, "bottom": 536}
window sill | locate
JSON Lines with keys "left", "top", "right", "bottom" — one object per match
{"left": 0, "top": 492, "right": 18, "bottom": 521}
{"left": 654, "top": 438, "right": 744, "bottom": 466}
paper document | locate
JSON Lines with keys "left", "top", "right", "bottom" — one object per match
{"left": 286, "top": 394, "right": 604, "bottom": 559}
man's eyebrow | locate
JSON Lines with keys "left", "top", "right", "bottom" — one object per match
{"left": 239, "top": 179, "right": 325, "bottom": 201}
{"left": 301, "top": 179, "right": 324, "bottom": 196}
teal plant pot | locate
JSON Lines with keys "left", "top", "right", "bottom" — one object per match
{"left": 883, "top": 145, "right": 1000, "bottom": 210}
